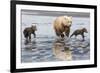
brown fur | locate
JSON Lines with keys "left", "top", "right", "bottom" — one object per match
{"left": 53, "top": 16, "right": 72, "bottom": 38}
{"left": 23, "top": 25, "right": 37, "bottom": 41}
{"left": 70, "top": 28, "right": 88, "bottom": 41}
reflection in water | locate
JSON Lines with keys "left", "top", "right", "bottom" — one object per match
{"left": 24, "top": 39, "right": 37, "bottom": 50}
{"left": 22, "top": 36, "right": 90, "bottom": 63}
{"left": 53, "top": 39, "right": 72, "bottom": 61}
{"left": 24, "top": 39, "right": 29, "bottom": 45}
{"left": 21, "top": 39, "right": 37, "bottom": 63}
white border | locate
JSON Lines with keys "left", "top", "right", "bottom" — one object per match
{"left": 16, "top": 5, "right": 94, "bottom": 69}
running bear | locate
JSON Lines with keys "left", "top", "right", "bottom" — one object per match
{"left": 23, "top": 25, "right": 37, "bottom": 41}
{"left": 53, "top": 16, "right": 72, "bottom": 38}
{"left": 70, "top": 28, "right": 88, "bottom": 41}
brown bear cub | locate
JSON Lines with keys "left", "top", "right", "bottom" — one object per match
{"left": 23, "top": 25, "right": 37, "bottom": 41}
{"left": 70, "top": 28, "right": 88, "bottom": 41}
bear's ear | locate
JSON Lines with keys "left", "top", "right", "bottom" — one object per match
{"left": 64, "top": 16, "right": 68, "bottom": 19}
{"left": 64, "top": 16, "right": 72, "bottom": 20}
{"left": 32, "top": 23, "right": 36, "bottom": 26}
{"left": 69, "top": 16, "right": 72, "bottom": 19}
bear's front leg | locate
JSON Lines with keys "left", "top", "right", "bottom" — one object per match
{"left": 81, "top": 34, "right": 85, "bottom": 41}
{"left": 55, "top": 32, "right": 60, "bottom": 37}
{"left": 65, "top": 27, "right": 70, "bottom": 37}
{"left": 28, "top": 33, "right": 31, "bottom": 42}
{"left": 33, "top": 33, "right": 36, "bottom": 38}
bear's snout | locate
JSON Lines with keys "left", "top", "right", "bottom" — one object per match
{"left": 64, "top": 24, "right": 71, "bottom": 28}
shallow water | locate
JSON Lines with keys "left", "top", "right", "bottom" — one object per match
{"left": 21, "top": 36, "right": 90, "bottom": 63}
{"left": 21, "top": 15, "right": 90, "bottom": 63}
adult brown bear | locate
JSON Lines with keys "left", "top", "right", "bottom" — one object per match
{"left": 23, "top": 25, "right": 37, "bottom": 41}
{"left": 70, "top": 28, "right": 88, "bottom": 41}
{"left": 53, "top": 16, "right": 72, "bottom": 38}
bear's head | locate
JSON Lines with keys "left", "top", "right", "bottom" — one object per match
{"left": 63, "top": 16, "right": 72, "bottom": 27}
{"left": 31, "top": 25, "right": 37, "bottom": 31}
{"left": 82, "top": 28, "right": 88, "bottom": 33}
